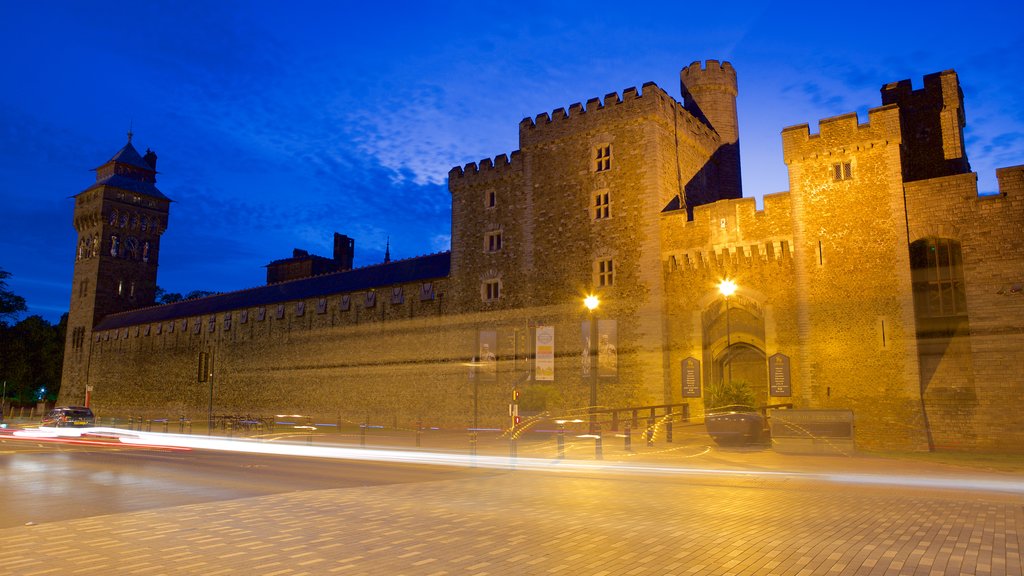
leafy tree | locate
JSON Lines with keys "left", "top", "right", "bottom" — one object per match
{"left": 0, "top": 314, "right": 65, "bottom": 405}
{"left": 0, "top": 267, "right": 27, "bottom": 325}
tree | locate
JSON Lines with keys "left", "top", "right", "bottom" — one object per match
{"left": 0, "top": 267, "right": 27, "bottom": 325}
{"left": 0, "top": 314, "right": 65, "bottom": 405}
{"left": 155, "top": 286, "right": 217, "bottom": 304}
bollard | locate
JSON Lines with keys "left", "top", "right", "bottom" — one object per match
{"left": 470, "top": 431, "right": 478, "bottom": 458}
{"left": 179, "top": 416, "right": 185, "bottom": 434}
{"left": 557, "top": 425, "right": 565, "bottom": 459}
{"left": 594, "top": 423, "right": 603, "bottom": 460}
{"left": 647, "top": 417, "right": 655, "bottom": 447}
{"left": 624, "top": 421, "right": 632, "bottom": 451}
{"left": 416, "top": 420, "right": 422, "bottom": 448}
{"left": 360, "top": 423, "right": 366, "bottom": 447}
{"left": 163, "top": 420, "right": 169, "bottom": 434}
{"left": 510, "top": 437, "right": 518, "bottom": 459}
{"left": 666, "top": 419, "right": 673, "bottom": 443}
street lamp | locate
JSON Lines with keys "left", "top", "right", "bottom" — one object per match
{"left": 718, "top": 279, "right": 737, "bottom": 385}
{"left": 584, "top": 294, "right": 599, "bottom": 434}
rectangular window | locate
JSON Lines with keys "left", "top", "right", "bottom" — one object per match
{"left": 486, "top": 230, "right": 503, "bottom": 252}
{"left": 595, "top": 145, "right": 611, "bottom": 172}
{"left": 486, "top": 190, "right": 496, "bottom": 208}
{"left": 483, "top": 279, "right": 501, "bottom": 302}
{"left": 832, "top": 161, "right": 852, "bottom": 181}
{"left": 597, "top": 258, "right": 614, "bottom": 287}
{"left": 594, "top": 191, "right": 610, "bottom": 219}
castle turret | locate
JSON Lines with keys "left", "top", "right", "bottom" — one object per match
{"left": 880, "top": 69, "right": 970, "bottom": 182}
{"left": 680, "top": 60, "right": 742, "bottom": 199}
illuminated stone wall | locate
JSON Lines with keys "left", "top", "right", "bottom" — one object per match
{"left": 65, "top": 64, "right": 1024, "bottom": 452}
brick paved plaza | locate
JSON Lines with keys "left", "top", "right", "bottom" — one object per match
{"left": 2, "top": 436, "right": 1022, "bottom": 576}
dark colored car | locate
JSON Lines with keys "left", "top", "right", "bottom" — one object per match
{"left": 41, "top": 406, "right": 96, "bottom": 428}
{"left": 705, "top": 405, "right": 767, "bottom": 445}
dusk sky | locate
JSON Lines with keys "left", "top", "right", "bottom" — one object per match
{"left": 1, "top": 1, "right": 1021, "bottom": 323}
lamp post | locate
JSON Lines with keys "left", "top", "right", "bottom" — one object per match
{"left": 584, "top": 294, "right": 599, "bottom": 434}
{"left": 718, "top": 279, "right": 737, "bottom": 384}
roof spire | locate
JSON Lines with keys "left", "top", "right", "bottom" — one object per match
{"left": 127, "top": 120, "right": 134, "bottom": 143}
{"left": 384, "top": 237, "right": 391, "bottom": 263}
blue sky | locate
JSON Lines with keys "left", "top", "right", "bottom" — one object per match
{"left": 1, "top": 0, "right": 1021, "bottom": 323}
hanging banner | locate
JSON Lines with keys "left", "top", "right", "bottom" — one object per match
{"left": 769, "top": 353, "right": 791, "bottom": 397}
{"left": 535, "top": 325, "right": 555, "bottom": 381}
{"left": 597, "top": 319, "right": 618, "bottom": 378}
{"left": 478, "top": 330, "right": 497, "bottom": 381}
{"left": 681, "top": 357, "right": 701, "bottom": 398}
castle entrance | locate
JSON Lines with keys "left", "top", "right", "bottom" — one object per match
{"left": 702, "top": 288, "right": 769, "bottom": 409}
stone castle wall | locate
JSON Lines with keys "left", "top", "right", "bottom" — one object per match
{"left": 904, "top": 166, "right": 1024, "bottom": 451}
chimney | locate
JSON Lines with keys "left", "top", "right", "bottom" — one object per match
{"left": 333, "top": 233, "right": 354, "bottom": 271}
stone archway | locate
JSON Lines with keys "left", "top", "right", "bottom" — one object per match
{"left": 702, "top": 292, "right": 769, "bottom": 408}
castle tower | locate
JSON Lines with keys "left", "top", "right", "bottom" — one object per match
{"left": 880, "top": 69, "right": 970, "bottom": 182}
{"left": 59, "top": 134, "right": 171, "bottom": 406}
{"left": 680, "top": 60, "right": 742, "bottom": 199}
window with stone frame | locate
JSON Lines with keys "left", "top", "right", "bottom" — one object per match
{"left": 596, "top": 258, "right": 614, "bottom": 287}
{"left": 594, "top": 144, "right": 611, "bottom": 172}
{"left": 485, "top": 189, "right": 496, "bottom": 209}
{"left": 594, "top": 191, "right": 610, "bottom": 220}
{"left": 910, "top": 237, "right": 967, "bottom": 319}
{"left": 485, "top": 230, "right": 503, "bottom": 253}
{"left": 831, "top": 161, "right": 852, "bottom": 182}
{"left": 482, "top": 279, "right": 501, "bottom": 302}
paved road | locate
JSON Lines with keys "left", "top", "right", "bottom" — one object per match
{"left": 1, "top": 430, "right": 1022, "bottom": 575}
{"left": 0, "top": 434, "right": 486, "bottom": 529}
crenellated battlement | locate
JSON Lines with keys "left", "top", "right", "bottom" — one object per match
{"left": 680, "top": 60, "right": 737, "bottom": 93}
{"left": 880, "top": 69, "right": 958, "bottom": 107}
{"left": 996, "top": 164, "right": 1024, "bottom": 197}
{"left": 448, "top": 150, "right": 522, "bottom": 181}
{"left": 513, "top": 80, "right": 722, "bottom": 151}
{"left": 518, "top": 83, "right": 649, "bottom": 130}
{"left": 662, "top": 192, "right": 794, "bottom": 272}
{"left": 782, "top": 105, "right": 901, "bottom": 164}
{"left": 664, "top": 240, "right": 794, "bottom": 274}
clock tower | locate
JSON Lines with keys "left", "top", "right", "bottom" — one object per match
{"left": 59, "top": 134, "right": 171, "bottom": 406}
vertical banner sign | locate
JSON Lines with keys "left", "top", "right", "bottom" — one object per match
{"left": 769, "top": 353, "right": 791, "bottom": 397}
{"left": 681, "top": 357, "right": 701, "bottom": 397}
{"left": 597, "top": 319, "right": 618, "bottom": 378}
{"left": 535, "top": 326, "right": 555, "bottom": 381}
{"left": 580, "top": 321, "right": 592, "bottom": 377}
{"left": 478, "top": 330, "right": 497, "bottom": 381}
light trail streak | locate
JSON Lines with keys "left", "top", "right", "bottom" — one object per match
{"left": 116, "top": 428, "right": 1024, "bottom": 495}
{"left": 13, "top": 427, "right": 1024, "bottom": 495}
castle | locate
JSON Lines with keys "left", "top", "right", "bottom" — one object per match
{"left": 59, "top": 61, "right": 1024, "bottom": 452}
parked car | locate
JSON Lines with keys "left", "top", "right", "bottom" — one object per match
{"left": 41, "top": 406, "right": 96, "bottom": 428}
{"left": 705, "top": 405, "right": 767, "bottom": 445}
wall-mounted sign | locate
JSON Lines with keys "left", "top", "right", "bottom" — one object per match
{"left": 535, "top": 325, "right": 555, "bottom": 381}
{"left": 681, "top": 357, "right": 701, "bottom": 398}
{"left": 769, "top": 353, "right": 791, "bottom": 397}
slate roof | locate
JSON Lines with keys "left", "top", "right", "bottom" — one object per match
{"left": 80, "top": 142, "right": 170, "bottom": 200}
{"left": 80, "top": 173, "right": 169, "bottom": 200}
{"left": 99, "top": 141, "right": 156, "bottom": 173}
{"left": 94, "top": 251, "right": 451, "bottom": 331}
